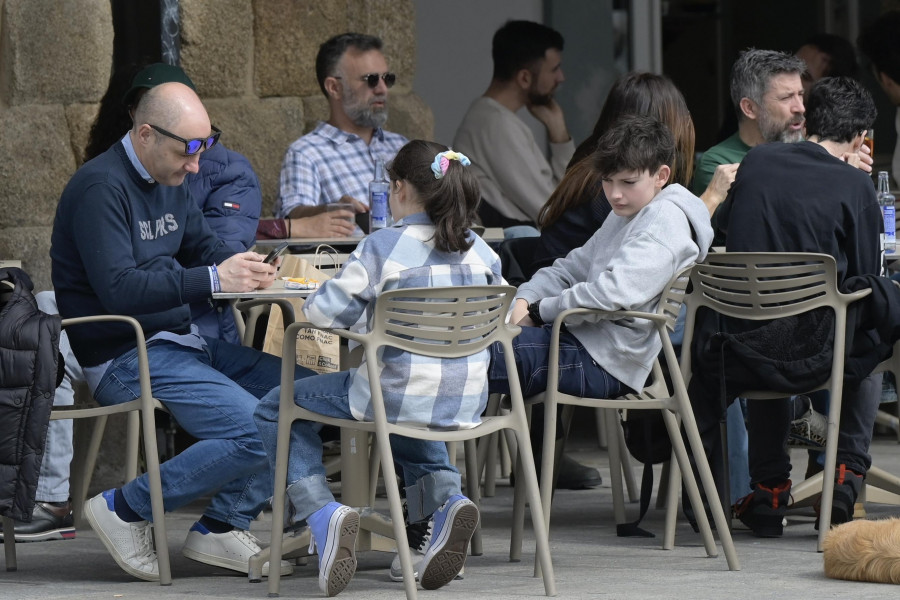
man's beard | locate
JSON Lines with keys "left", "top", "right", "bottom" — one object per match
{"left": 343, "top": 86, "right": 388, "bottom": 129}
{"left": 758, "top": 110, "right": 805, "bottom": 143}
{"left": 528, "top": 90, "right": 554, "bottom": 106}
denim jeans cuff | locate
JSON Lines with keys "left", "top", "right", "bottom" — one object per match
{"left": 405, "top": 470, "right": 462, "bottom": 523}
{"left": 286, "top": 475, "right": 335, "bottom": 522}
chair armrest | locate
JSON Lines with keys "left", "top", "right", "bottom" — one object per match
{"left": 59, "top": 315, "right": 154, "bottom": 403}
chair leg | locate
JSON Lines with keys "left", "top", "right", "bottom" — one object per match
{"left": 615, "top": 415, "right": 639, "bottom": 502}
{"left": 663, "top": 451, "right": 680, "bottom": 550}
{"left": 670, "top": 408, "right": 741, "bottom": 570}
{"left": 266, "top": 397, "right": 295, "bottom": 595}
{"left": 510, "top": 425, "right": 556, "bottom": 595}
{"left": 817, "top": 387, "right": 844, "bottom": 552}
{"left": 368, "top": 436, "right": 380, "bottom": 506}
{"left": 373, "top": 428, "right": 419, "bottom": 600}
{"left": 2, "top": 516, "right": 16, "bottom": 571}
{"left": 595, "top": 407, "right": 608, "bottom": 449}
{"left": 138, "top": 409, "right": 171, "bottom": 585}
{"left": 125, "top": 411, "right": 140, "bottom": 481}
{"left": 606, "top": 409, "right": 627, "bottom": 525}
{"left": 72, "top": 414, "right": 109, "bottom": 525}
{"left": 509, "top": 451, "right": 526, "bottom": 562}
{"left": 482, "top": 431, "right": 499, "bottom": 497}
{"left": 464, "top": 439, "right": 484, "bottom": 556}
{"left": 656, "top": 460, "right": 671, "bottom": 510}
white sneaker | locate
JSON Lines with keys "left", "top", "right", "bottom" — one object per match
{"left": 182, "top": 522, "right": 293, "bottom": 576}
{"left": 308, "top": 502, "right": 359, "bottom": 596}
{"left": 84, "top": 489, "right": 159, "bottom": 581}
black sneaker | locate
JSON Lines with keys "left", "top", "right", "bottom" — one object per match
{"left": 0, "top": 501, "right": 75, "bottom": 542}
{"left": 734, "top": 480, "right": 792, "bottom": 537}
{"left": 816, "top": 464, "right": 864, "bottom": 529}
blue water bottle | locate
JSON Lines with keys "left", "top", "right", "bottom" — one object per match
{"left": 369, "top": 159, "right": 390, "bottom": 232}
{"left": 878, "top": 171, "right": 896, "bottom": 252}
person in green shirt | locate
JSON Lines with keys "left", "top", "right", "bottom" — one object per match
{"left": 693, "top": 49, "right": 807, "bottom": 244}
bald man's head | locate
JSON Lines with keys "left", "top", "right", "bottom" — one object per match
{"left": 130, "top": 82, "right": 215, "bottom": 186}
{"left": 133, "top": 82, "right": 209, "bottom": 134}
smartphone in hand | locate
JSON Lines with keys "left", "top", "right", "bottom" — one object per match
{"left": 263, "top": 241, "right": 289, "bottom": 264}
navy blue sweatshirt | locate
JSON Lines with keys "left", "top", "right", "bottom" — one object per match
{"left": 51, "top": 142, "right": 234, "bottom": 367}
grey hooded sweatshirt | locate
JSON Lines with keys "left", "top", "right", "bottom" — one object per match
{"left": 516, "top": 183, "right": 713, "bottom": 392}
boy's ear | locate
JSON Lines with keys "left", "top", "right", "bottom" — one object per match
{"left": 655, "top": 165, "right": 671, "bottom": 188}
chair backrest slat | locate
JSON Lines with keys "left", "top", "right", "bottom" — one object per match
{"left": 657, "top": 264, "right": 694, "bottom": 331}
{"left": 689, "top": 252, "right": 838, "bottom": 319}
{"left": 373, "top": 285, "right": 516, "bottom": 358}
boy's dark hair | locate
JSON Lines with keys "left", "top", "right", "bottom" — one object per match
{"left": 592, "top": 115, "right": 674, "bottom": 180}
{"left": 387, "top": 140, "right": 480, "bottom": 254}
{"left": 491, "top": 20, "right": 564, "bottom": 81}
{"left": 730, "top": 48, "right": 805, "bottom": 120}
{"left": 804, "top": 77, "right": 877, "bottom": 144}
{"left": 858, "top": 11, "right": 900, "bottom": 85}
{"left": 315, "top": 32, "right": 383, "bottom": 96}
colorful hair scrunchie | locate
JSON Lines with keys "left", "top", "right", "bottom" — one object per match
{"left": 431, "top": 149, "right": 472, "bottom": 179}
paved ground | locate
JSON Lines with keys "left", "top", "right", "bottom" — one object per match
{"left": 4, "top": 430, "right": 900, "bottom": 599}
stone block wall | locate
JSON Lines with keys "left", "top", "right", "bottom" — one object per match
{"left": 0, "top": 0, "right": 433, "bottom": 291}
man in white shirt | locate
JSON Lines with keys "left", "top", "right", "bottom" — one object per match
{"left": 454, "top": 20, "right": 574, "bottom": 229}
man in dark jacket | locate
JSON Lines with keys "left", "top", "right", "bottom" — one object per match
{"left": 711, "top": 76, "right": 881, "bottom": 537}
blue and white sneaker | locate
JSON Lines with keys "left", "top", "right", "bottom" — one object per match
{"left": 419, "top": 495, "right": 478, "bottom": 590}
{"left": 84, "top": 489, "right": 158, "bottom": 581}
{"left": 307, "top": 502, "right": 359, "bottom": 596}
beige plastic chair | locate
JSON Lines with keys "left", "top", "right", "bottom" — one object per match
{"left": 510, "top": 265, "right": 740, "bottom": 571}
{"left": 2, "top": 314, "right": 171, "bottom": 585}
{"left": 678, "top": 252, "right": 871, "bottom": 552}
{"left": 264, "top": 285, "right": 555, "bottom": 599}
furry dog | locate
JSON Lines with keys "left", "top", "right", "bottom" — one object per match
{"left": 823, "top": 517, "right": 900, "bottom": 584}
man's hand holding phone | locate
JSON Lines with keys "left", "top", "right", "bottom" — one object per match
{"left": 217, "top": 250, "right": 281, "bottom": 292}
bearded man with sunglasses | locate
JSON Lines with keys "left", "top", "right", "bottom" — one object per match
{"left": 275, "top": 32, "right": 407, "bottom": 227}
{"left": 50, "top": 81, "right": 314, "bottom": 581}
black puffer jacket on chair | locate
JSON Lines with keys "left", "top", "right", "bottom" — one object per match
{"left": 0, "top": 267, "right": 61, "bottom": 522}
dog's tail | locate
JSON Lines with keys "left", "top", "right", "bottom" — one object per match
{"left": 824, "top": 517, "right": 900, "bottom": 584}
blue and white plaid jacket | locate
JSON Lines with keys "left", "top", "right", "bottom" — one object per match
{"left": 275, "top": 121, "right": 407, "bottom": 217}
{"left": 302, "top": 212, "right": 504, "bottom": 429}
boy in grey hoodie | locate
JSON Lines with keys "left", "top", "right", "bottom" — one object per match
{"left": 488, "top": 114, "right": 714, "bottom": 399}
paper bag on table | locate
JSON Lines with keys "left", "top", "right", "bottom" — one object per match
{"left": 262, "top": 254, "right": 341, "bottom": 374}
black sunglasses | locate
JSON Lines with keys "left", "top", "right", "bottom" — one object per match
{"left": 149, "top": 124, "right": 221, "bottom": 155}
{"left": 335, "top": 72, "right": 396, "bottom": 89}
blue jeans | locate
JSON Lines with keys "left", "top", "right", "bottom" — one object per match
{"left": 35, "top": 292, "right": 81, "bottom": 503}
{"left": 254, "top": 371, "right": 461, "bottom": 523}
{"left": 93, "top": 336, "right": 313, "bottom": 529}
{"left": 726, "top": 399, "right": 751, "bottom": 503}
{"left": 488, "top": 325, "right": 624, "bottom": 399}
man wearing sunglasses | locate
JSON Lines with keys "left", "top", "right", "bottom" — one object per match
{"left": 275, "top": 32, "right": 407, "bottom": 230}
{"left": 50, "top": 81, "right": 314, "bottom": 581}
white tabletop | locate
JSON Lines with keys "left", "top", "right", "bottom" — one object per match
{"left": 211, "top": 279, "right": 315, "bottom": 300}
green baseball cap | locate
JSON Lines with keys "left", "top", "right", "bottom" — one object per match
{"left": 123, "top": 63, "right": 196, "bottom": 106}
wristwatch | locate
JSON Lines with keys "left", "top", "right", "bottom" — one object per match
{"left": 527, "top": 301, "right": 544, "bottom": 325}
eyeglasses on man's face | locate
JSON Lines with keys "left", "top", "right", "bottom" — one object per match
{"left": 335, "top": 72, "right": 396, "bottom": 89}
{"left": 149, "top": 124, "right": 221, "bottom": 156}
